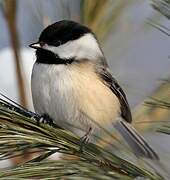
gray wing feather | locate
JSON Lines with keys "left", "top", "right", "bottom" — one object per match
{"left": 97, "top": 66, "right": 132, "bottom": 123}
{"left": 114, "top": 120, "right": 159, "bottom": 160}
{"left": 96, "top": 65, "right": 159, "bottom": 160}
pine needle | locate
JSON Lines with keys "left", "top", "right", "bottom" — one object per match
{"left": 0, "top": 96, "right": 163, "bottom": 179}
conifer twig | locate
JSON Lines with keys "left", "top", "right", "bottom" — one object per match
{"left": 0, "top": 96, "right": 162, "bottom": 179}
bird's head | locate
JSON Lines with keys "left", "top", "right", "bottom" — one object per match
{"left": 29, "top": 20, "right": 103, "bottom": 64}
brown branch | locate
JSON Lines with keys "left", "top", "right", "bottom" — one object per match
{"left": 4, "top": 0, "right": 27, "bottom": 107}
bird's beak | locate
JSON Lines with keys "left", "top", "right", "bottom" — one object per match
{"left": 29, "top": 42, "right": 42, "bottom": 49}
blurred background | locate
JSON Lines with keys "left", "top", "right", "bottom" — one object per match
{"left": 0, "top": 0, "right": 169, "bottom": 169}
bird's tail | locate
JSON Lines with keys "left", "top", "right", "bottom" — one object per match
{"left": 114, "top": 120, "right": 159, "bottom": 160}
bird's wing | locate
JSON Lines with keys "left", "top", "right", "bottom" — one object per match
{"left": 96, "top": 65, "right": 159, "bottom": 160}
{"left": 97, "top": 66, "right": 132, "bottom": 123}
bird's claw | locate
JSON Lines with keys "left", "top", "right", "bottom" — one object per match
{"left": 79, "top": 127, "right": 92, "bottom": 152}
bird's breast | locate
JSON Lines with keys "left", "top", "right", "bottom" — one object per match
{"left": 31, "top": 62, "right": 120, "bottom": 135}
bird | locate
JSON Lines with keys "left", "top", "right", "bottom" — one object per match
{"left": 29, "top": 20, "right": 159, "bottom": 160}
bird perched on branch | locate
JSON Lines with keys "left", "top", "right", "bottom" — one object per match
{"left": 30, "top": 20, "right": 159, "bottom": 160}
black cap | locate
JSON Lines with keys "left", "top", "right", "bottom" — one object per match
{"left": 38, "top": 20, "right": 92, "bottom": 47}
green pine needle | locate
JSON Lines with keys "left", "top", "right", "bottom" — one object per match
{"left": 0, "top": 96, "right": 163, "bottom": 179}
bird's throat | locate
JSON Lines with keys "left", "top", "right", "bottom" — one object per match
{"left": 35, "top": 49, "right": 74, "bottom": 65}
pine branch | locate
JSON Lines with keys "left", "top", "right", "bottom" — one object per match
{"left": 0, "top": 160, "right": 132, "bottom": 179}
{"left": 152, "top": 0, "right": 170, "bottom": 19}
{"left": 150, "top": 0, "right": 170, "bottom": 36}
{"left": 147, "top": 20, "right": 170, "bottom": 36}
{"left": 145, "top": 96, "right": 170, "bottom": 135}
{"left": 145, "top": 98, "right": 170, "bottom": 110}
{"left": 157, "top": 125, "right": 170, "bottom": 134}
{"left": 0, "top": 96, "right": 162, "bottom": 179}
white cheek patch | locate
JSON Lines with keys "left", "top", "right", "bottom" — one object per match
{"left": 43, "top": 33, "right": 103, "bottom": 60}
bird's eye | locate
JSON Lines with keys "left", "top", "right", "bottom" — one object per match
{"left": 39, "top": 41, "right": 45, "bottom": 47}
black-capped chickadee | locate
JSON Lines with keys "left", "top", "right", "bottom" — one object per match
{"left": 30, "top": 20, "right": 158, "bottom": 160}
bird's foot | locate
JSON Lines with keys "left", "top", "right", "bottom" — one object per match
{"left": 39, "top": 114, "right": 54, "bottom": 125}
{"left": 34, "top": 114, "right": 60, "bottom": 128}
{"left": 79, "top": 127, "right": 92, "bottom": 152}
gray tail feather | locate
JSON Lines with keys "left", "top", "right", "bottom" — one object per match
{"left": 114, "top": 120, "right": 159, "bottom": 160}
